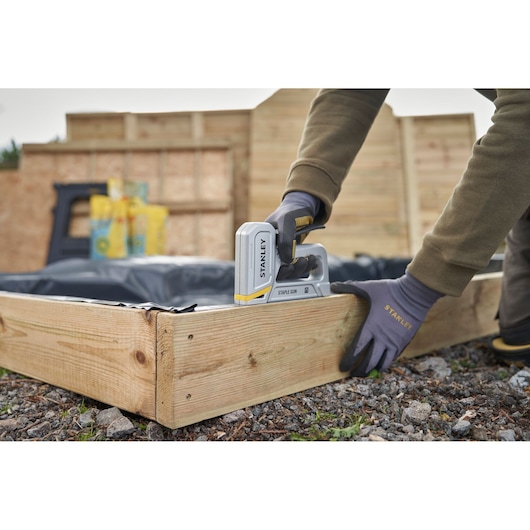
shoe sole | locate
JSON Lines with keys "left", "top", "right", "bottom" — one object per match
{"left": 489, "top": 335, "right": 530, "bottom": 365}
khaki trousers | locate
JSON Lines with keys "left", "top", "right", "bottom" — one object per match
{"left": 499, "top": 206, "right": 530, "bottom": 344}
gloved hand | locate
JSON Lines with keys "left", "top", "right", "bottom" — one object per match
{"left": 276, "top": 254, "right": 318, "bottom": 281}
{"left": 331, "top": 271, "right": 444, "bottom": 376}
{"left": 265, "top": 191, "right": 321, "bottom": 264}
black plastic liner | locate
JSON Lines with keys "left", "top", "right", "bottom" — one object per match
{"left": 0, "top": 254, "right": 503, "bottom": 309}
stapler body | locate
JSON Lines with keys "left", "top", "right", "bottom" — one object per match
{"left": 234, "top": 221, "right": 331, "bottom": 305}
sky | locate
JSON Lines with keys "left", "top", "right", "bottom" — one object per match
{"left": 0, "top": 88, "right": 496, "bottom": 149}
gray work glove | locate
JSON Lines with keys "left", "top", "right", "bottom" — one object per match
{"left": 331, "top": 271, "right": 444, "bottom": 376}
{"left": 265, "top": 191, "right": 322, "bottom": 281}
{"left": 265, "top": 191, "right": 321, "bottom": 264}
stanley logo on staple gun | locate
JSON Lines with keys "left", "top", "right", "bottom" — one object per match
{"left": 259, "top": 239, "right": 267, "bottom": 278}
{"left": 234, "top": 222, "right": 331, "bottom": 305}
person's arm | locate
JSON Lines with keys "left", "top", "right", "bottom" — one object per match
{"left": 284, "top": 89, "right": 389, "bottom": 225}
{"left": 265, "top": 89, "right": 389, "bottom": 263}
{"left": 335, "top": 89, "right": 530, "bottom": 376}
{"left": 409, "top": 89, "right": 530, "bottom": 296}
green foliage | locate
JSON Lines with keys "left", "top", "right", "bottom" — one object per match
{"left": 497, "top": 369, "right": 508, "bottom": 380}
{"left": 0, "top": 139, "right": 20, "bottom": 169}
{"left": 290, "top": 411, "right": 367, "bottom": 441}
{"left": 315, "top": 410, "right": 337, "bottom": 422}
{"left": 329, "top": 422, "right": 363, "bottom": 440}
{"left": 77, "top": 425, "right": 98, "bottom": 441}
{"left": 450, "top": 357, "right": 476, "bottom": 372}
{"left": 77, "top": 398, "right": 89, "bottom": 415}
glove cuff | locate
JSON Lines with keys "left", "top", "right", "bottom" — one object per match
{"left": 400, "top": 270, "right": 444, "bottom": 310}
{"left": 282, "top": 191, "right": 321, "bottom": 218}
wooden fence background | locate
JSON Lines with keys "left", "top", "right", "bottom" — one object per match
{"left": 0, "top": 89, "right": 476, "bottom": 272}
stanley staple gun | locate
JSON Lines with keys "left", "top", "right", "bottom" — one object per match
{"left": 234, "top": 221, "right": 331, "bottom": 305}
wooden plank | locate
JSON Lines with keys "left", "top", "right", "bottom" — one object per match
{"left": 403, "top": 271, "right": 502, "bottom": 358}
{"left": 55, "top": 152, "right": 92, "bottom": 181}
{"left": 0, "top": 170, "right": 21, "bottom": 251}
{"left": 165, "top": 214, "right": 198, "bottom": 256}
{"left": 155, "top": 272, "right": 502, "bottom": 428}
{"left": 162, "top": 200, "right": 231, "bottom": 214}
{"left": 137, "top": 113, "right": 194, "bottom": 140}
{"left": 155, "top": 294, "right": 367, "bottom": 428}
{"left": 66, "top": 114, "right": 126, "bottom": 141}
{"left": 23, "top": 138, "right": 231, "bottom": 152}
{"left": 0, "top": 272, "right": 501, "bottom": 429}
{"left": 127, "top": 151, "right": 161, "bottom": 200}
{"left": 92, "top": 151, "right": 127, "bottom": 180}
{"left": 0, "top": 292, "right": 158, "bottom": 420}
{"left": 400, "top": 116, "right": 422, "bottom": 255}
{"left": 5, "top": 145, "right": 234, "bottom": 272}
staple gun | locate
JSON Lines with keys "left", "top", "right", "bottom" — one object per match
{"left": 234, "top": 221, "right": 331, "bottom": 305}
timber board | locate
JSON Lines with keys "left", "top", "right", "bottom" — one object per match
{"left": 404, "top": 272, "right": 502, "bottom": 356}
{"left": 156, "top": 294, "right": 367, "bottom": 428}
{"left": 0, "top": 292, "right": 158, "bottom": 420}
{"left": 0, "top": 272, "right": 502, "bottom": 430}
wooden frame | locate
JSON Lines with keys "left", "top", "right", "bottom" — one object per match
{"left": 0, "top": 272, "right": 501, "bottom": 429}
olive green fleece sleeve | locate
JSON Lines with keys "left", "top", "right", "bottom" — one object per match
{"left": 284, "top": 89, "right": 389, "bottom": 224}
{"left": 409, "top": 89, "right": 530, "bottom": 296}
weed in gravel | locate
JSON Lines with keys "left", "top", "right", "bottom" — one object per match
{"left": 497, "top": 369, "right": 509, "bottom": 380}
{"left": 77, "top": 399, "right": 89, "bottom": 414}
{"left": 450, "top": 357, "right": 477, "bottom": 372}
{"left": 292, "top": 425, "right": 335, "bottom": 441}
{"left": 290, "top": 413, "right": 367, "bottom": 441}
{"left": 329, "top": 415, "right": 366, "bottom": 440}
{"left": 315, "top": 410, "right": 337, "bottom": 422}
{"left": 76, "top": 425, "right": 103, "bottom": 441}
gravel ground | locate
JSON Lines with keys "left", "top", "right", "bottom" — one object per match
{"left": 1, "top": 333, "right": 530, "bottom": 442}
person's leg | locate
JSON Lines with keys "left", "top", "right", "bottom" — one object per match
{"left": 491, "top": 206, "right": 530, "bottom": 362}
